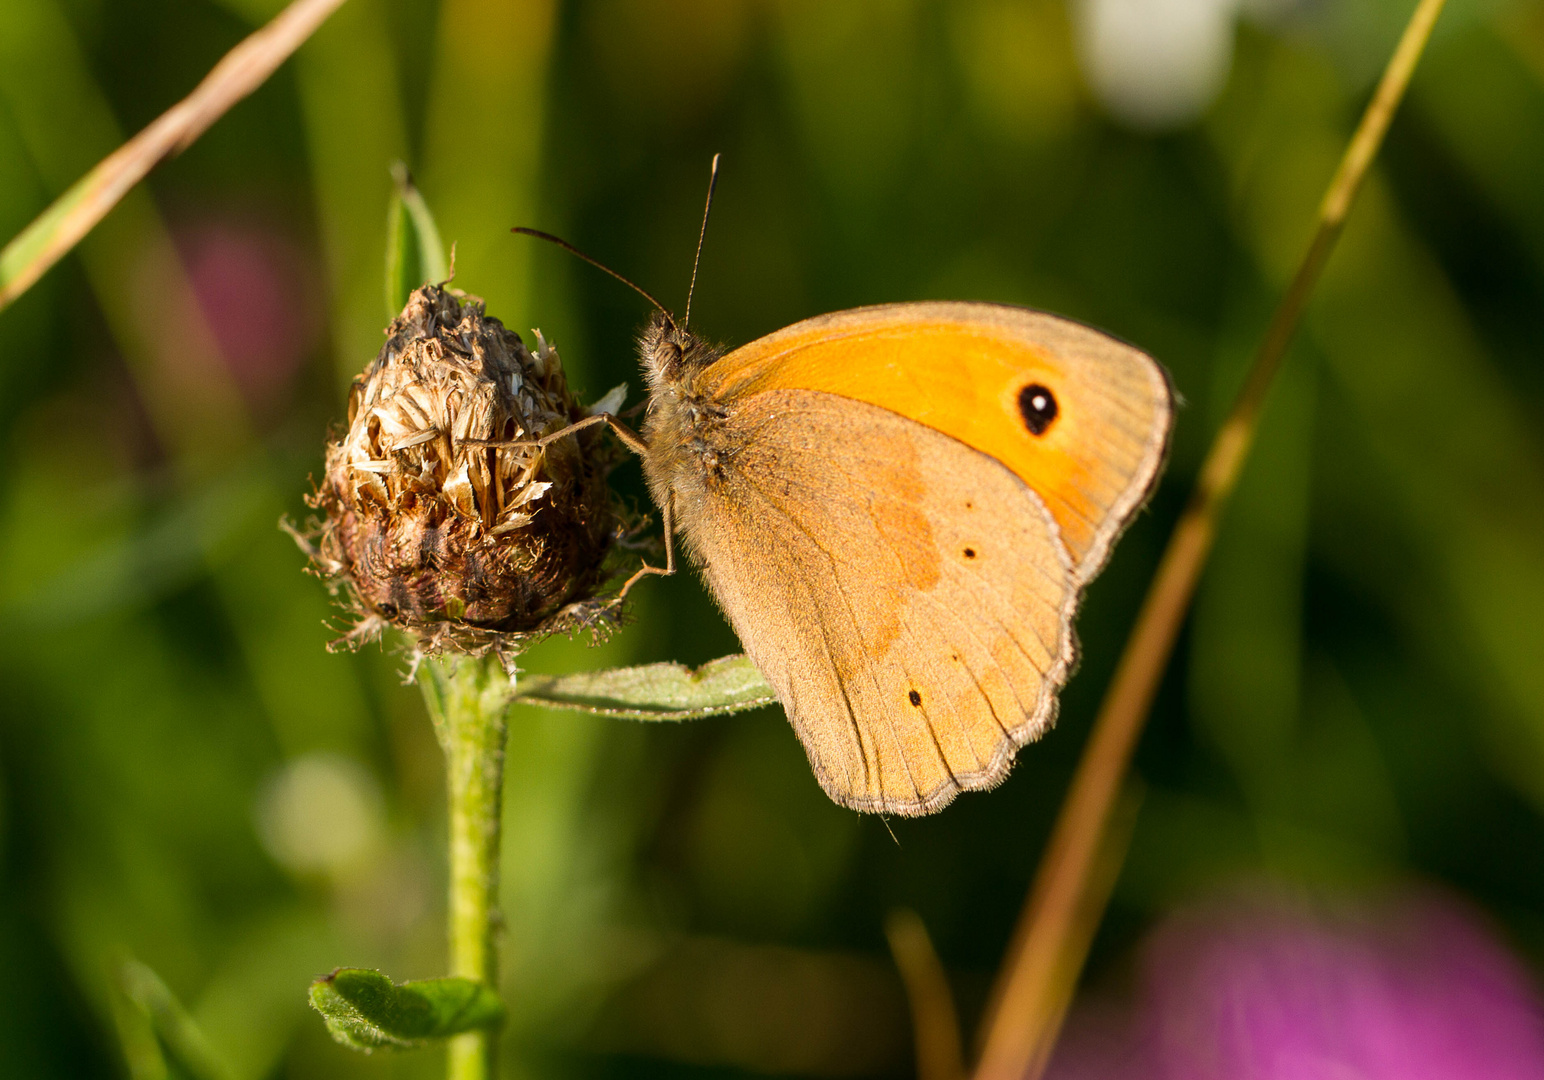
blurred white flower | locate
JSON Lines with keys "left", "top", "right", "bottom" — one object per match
{"left": 255, "top": 752, "right": 385, "bottom": 877}
{"left": 1075, "top": 0, "right": 1239, "bottom": 129}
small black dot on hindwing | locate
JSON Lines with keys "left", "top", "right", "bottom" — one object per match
{"left": 963, "top": 547, "right": 977, "bottom": 559}
{"left": 908, "top": 689, "right": 922, "bottom": 707}
{"left": 1018, "top": 382, "right": 1059, "bottom": 435}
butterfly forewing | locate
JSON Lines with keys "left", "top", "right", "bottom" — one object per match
{"left": 698, "top": 303, "right": 1172, "bottom": 583}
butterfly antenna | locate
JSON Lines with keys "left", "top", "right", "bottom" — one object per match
{"left": 512, "top": 227, "right": 673, "bottom": 323}
{"left": 683, "top": 153, "right": 721, "bottom": 330}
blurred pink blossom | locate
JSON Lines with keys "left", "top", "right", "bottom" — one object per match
{"left": 179, "top": 221, "right": 318, "bottom": 411}
{"left": 1047, "top": 890, "right": 1544, "bottom": 1080}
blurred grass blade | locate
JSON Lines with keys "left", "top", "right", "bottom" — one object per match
{"left": 309, "top": 968, "right": 505, "bottom": 1052}
{"left": 0, "top": 0, "right": 347, "bottom": 311}
{"left": 515, "top": 654, "right": 777, "bottom": 720}
{"left": 885, "top": 909, "right": 966, "bottom": 1080}
{"left": 969, "top": 0, "right": 1451, "bottom": 1077}
{"left": 109, "top": 975, "right": 167, "bottom": 1080}
{"left": 112, "top": 958, "right": 238, "bottom": 1080}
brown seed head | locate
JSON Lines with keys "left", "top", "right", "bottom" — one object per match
{"left": 298, "top": 284, "right": 627, "bottom": 659}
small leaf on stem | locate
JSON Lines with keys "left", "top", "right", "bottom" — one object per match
{"left": 309, "top": 969, "right": 505, "bottom": 1052}
{"left": 384, "top": 162, "right": 448, "bottom": 319}
{"left": 515, "top": 653, "right": 777, "bottom": 720}
{"left": 384, "top": 186, "right": 411, "bottom": 319}
{"left": 392, "top": 161, "right": 448, "bottom": 285}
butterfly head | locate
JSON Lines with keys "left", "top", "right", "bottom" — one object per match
{"left": 638, "top": 310, "right": 722, "bottom": 391}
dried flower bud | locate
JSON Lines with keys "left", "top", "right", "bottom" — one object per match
{"left": 297, "top": 284, "right": 627, "bottom": 658}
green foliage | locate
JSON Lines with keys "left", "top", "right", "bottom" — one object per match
{"left": 309, "top": 969, "right": 505, "bottom": 1052}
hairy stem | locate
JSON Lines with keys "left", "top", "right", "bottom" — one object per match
{"left": 421, "top": 654, "right": 515, "bottom": 1080}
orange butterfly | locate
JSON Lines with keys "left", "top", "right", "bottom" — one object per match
{"left": 517, "top": 170, "right": 1172, "bottom": 816}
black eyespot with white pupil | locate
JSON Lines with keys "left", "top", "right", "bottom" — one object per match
{"left": 1018, "top": 383, "right": 1058, "bottom": 436}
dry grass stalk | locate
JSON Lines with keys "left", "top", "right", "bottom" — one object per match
{"left": 0, "top": 0, "right": 348, "bottom": 310}
{"left": 885, "top": 910, "right": 967, "bottom": 1080}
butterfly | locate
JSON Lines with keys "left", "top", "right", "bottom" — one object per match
{"left": 515, "top": 172, "right": 1172, "bottom": 817}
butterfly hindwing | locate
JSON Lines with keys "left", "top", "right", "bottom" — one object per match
{"left": 668, "top": 388, "right": 1078, "bottom": 815}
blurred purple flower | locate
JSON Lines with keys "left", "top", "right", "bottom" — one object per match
{"left": 179, "top": 221, "right": 318, "bottom": 411}
{"left": 1048, "top": 889, "right": 1544, "bottom": 1080}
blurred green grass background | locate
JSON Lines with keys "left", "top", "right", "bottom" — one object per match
{"left": 1, "top": 0, "right": 1543, "bottom": 1076}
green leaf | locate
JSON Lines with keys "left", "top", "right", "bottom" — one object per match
{"left": 515, "top": 653, "right": 778, "bottom": 720}
{"left": 309, "top": 968, "right": 505, "bottom": 1052}
{"left": 383, "top": 161, "right": 449, "bottom": 318}
{"left": 392, "top": 161, "right": 448, "bottom": 285}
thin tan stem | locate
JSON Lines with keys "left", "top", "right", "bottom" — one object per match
{"left": 1004, "top": 785, "right": 1145, "bottom": 1080}
{"left": 885, "top": 910, "right": 966, "bottom": 1080}
{"left": 970, "top": 0, "right": 1449, "bottom": 1077}
{"left": 0, "top": 0, "right": 347, "bottom": 310}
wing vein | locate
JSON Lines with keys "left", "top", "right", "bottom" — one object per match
{"left": 748, "top": 479, "right": 926, "bottom": 807}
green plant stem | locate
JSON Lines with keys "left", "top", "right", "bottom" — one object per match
{"left": 421, "top": 654, "right": 515, "bottom": 1080}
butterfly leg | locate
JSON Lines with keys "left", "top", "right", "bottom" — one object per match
{"left": 469, "top": 411, "right": 651, "bottom": 457}
{"left": 520, "top": 413, "right": 675, "bottom": 598}
{"left": 473, "top": 412, "right": 674, "bottom": 598}
{"left": 618, "top": 488, "right": 677, "bottom": 600}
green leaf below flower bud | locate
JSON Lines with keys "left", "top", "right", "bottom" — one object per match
{"left": 309, "top": 968, "right": 505, "bottom": 1052}
{"left": 514, "top": 653, "right": 777, "bottom": 720}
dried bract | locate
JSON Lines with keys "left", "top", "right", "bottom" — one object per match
{"left": 298, "top": 284, "right": 626, "bottom": 659}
